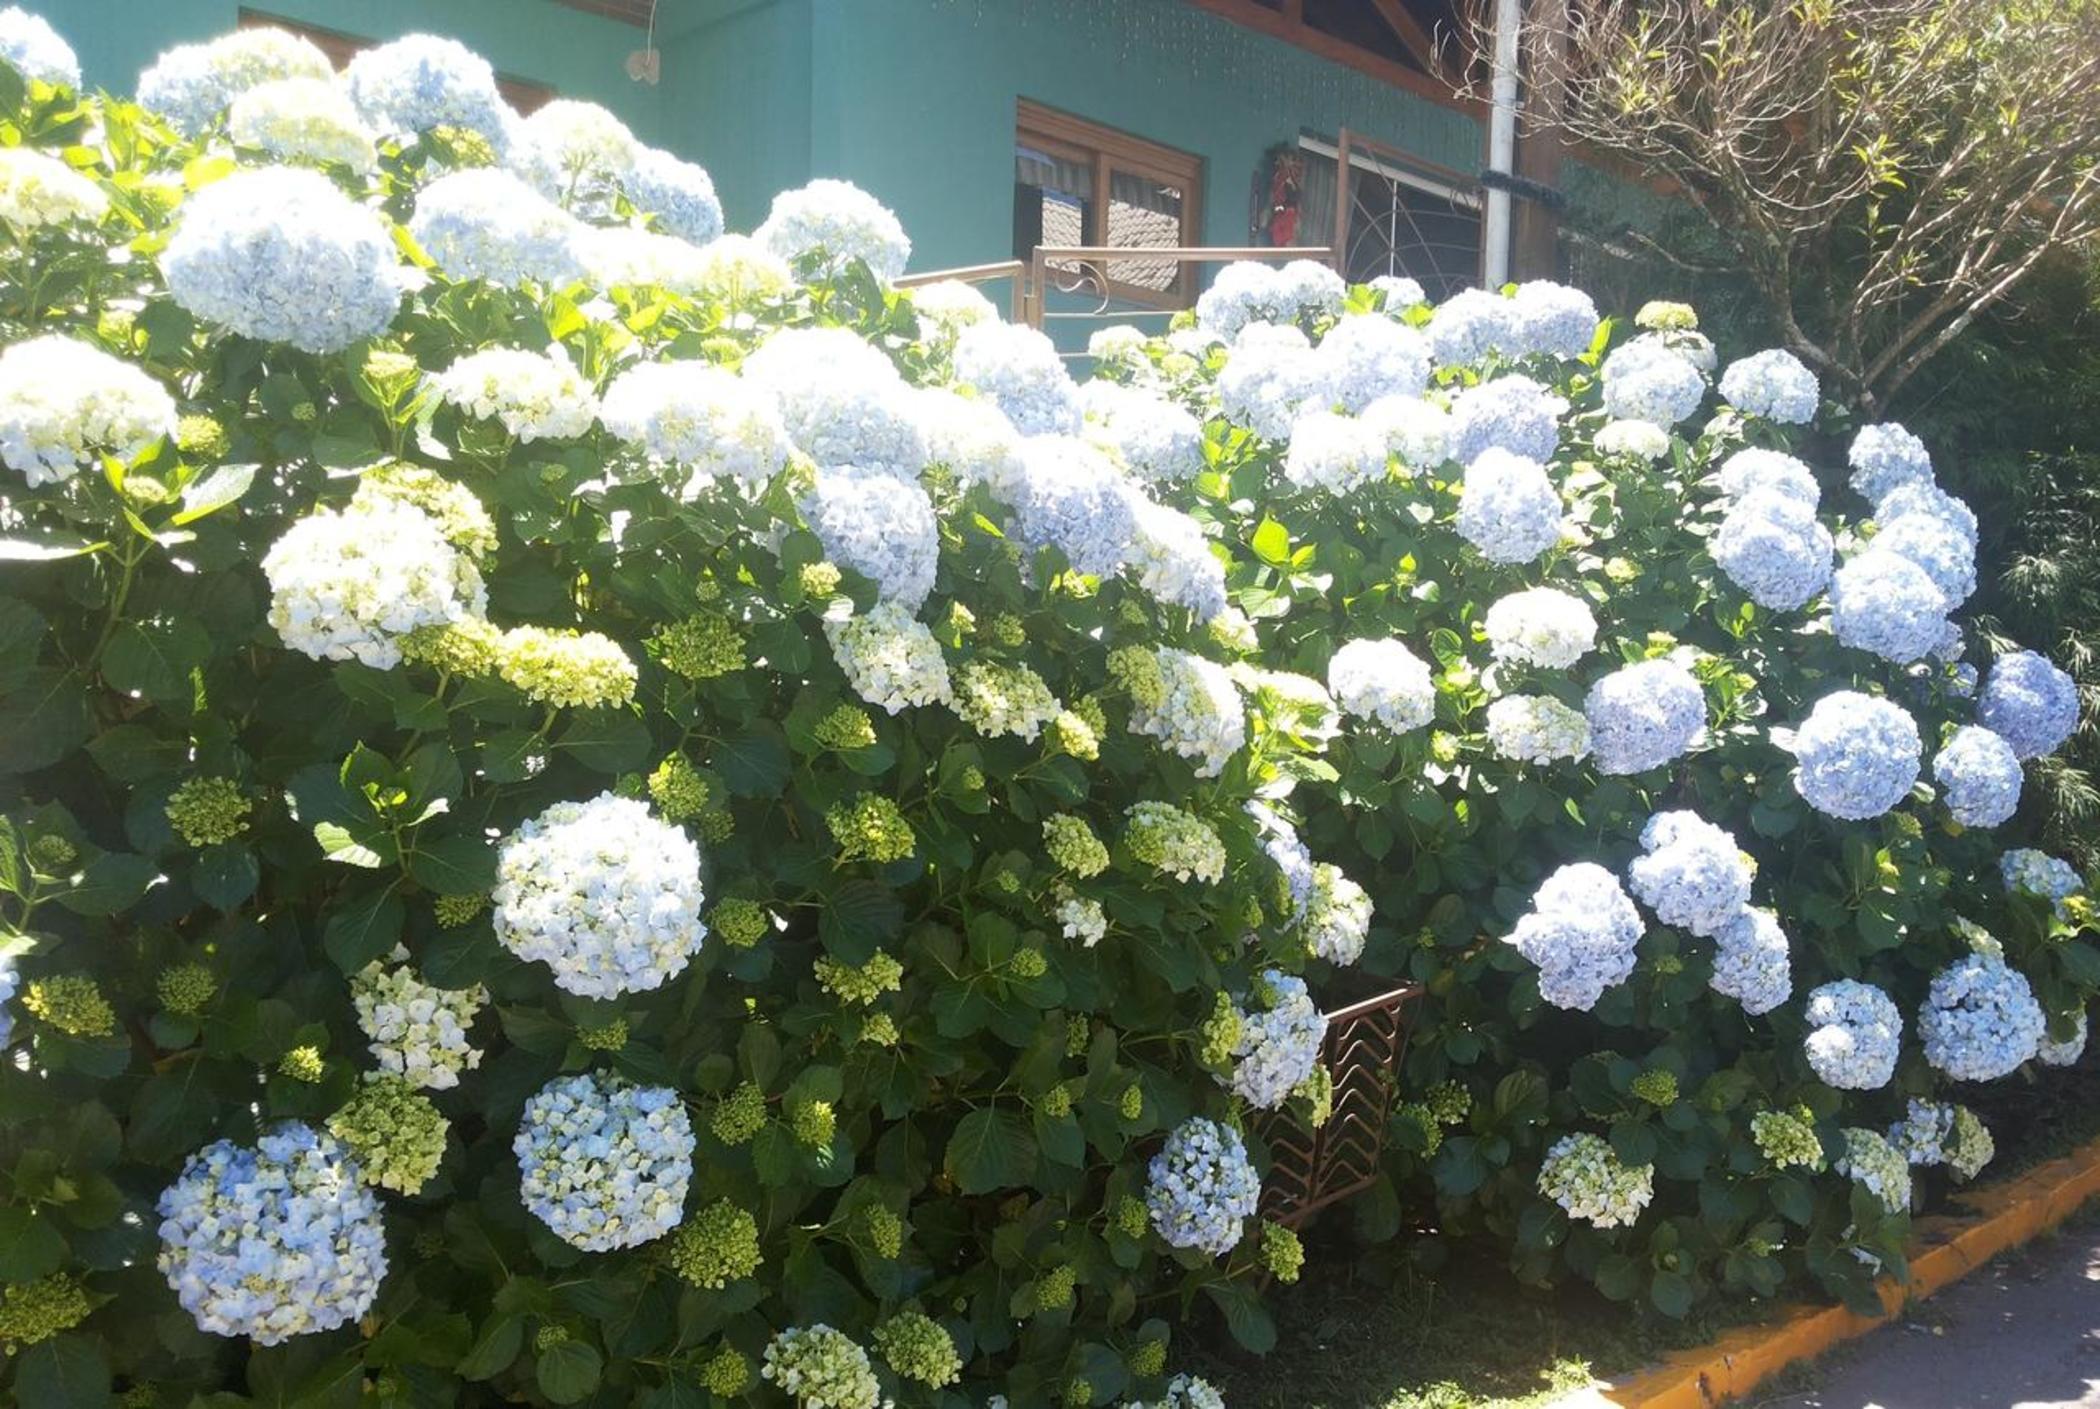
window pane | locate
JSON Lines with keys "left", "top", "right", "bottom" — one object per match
{"left": 1015, "top": 141, "right": 1092, "bottom": 272}
{"left": 1106, "top": 171, "right": 1183, "bottom": 293}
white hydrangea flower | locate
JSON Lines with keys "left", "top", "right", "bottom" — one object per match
{"left": 951, "top": 659, "right": 1060, "bottom": 741}
{"left": 1080, "top": 381, "right": 1205, "bottom": 483}
{"left": 623, "top": 146, "right": 724, "bottom": 244}
{"left": 763, "top": 1326, "right": 886, "bottom": 1409}
{"left": 1123, "top": 492, "right": 1228, "bottom": 620}
{"left": 799, "top": 467, "right": 940, "bottom": 609}
{"left": 1484, "top": 586, "right": 1596, "bottom": 670}
{"left": 1710, "top": 907, "right": 1792, "bottom": 1015}
{"left": 1626, "top": 810, "right": 1754, "bottom": 939}
{"left": 138, "top": 25, "right": 333, "bottom": 134}
{"left": 164, "top": 166, "right": 407, "bottom": 353}
{"left": 1802, "top": 979, "right": 1902, "bottom": 1090}
{"left": 1327, "top": 637, "right": 1435, "bottom": 733}
{"left": 1359, "top": 393, "right": 1451, "bottom": 472}
{"left": 1510, "top": 280, "right": 1600, "bottom": 359}
{"left": 1196, "top": 260, "right": 1286, "bottom": 340}
{"left": 909, "top": 278, "right": 999, "bottom": 338}
{"left": 1132, "top": 1375, "right": 1228, "bottom": 1409}
{"left": 1218, "top": 322, "right": 1320, "bottom": 440}
{"left": 351, "top": 947, "right": 486, "bottom": 1090}
{"left": 491, "top": 792, "right": 707, "bottom": 999}
{"left": 1787, "top": 690, "right": 1922, "bottom": 820}
{"left": 1087, "top": 322, "right": 1151, "bottom": 367}
{"left": 1719, "top": 349, "right": 1819, "bottom": 423}
{"left": 1456, "top": 448, "right": 1562, "bottom": 564}
{"left": 757, "top": 178, "right": 910, "bottom": 280}
{"left": 1227, "top": 970, "right": 1327, "bottom": 1109}
{"left": 1593, "top": 419, "right": 1670, "bottom": 461}
{"left": 1919, "top": 951, "right": 2045, "bottom": 1081}
{"left": 0, "top": 145, "right": 107, "bottom": 229}
{"left": 599, "top": 362, "right": 791, "bottom": 490}
{"left": 1847, "top": 423, "right": 1933, "bottom": 505}
{"left": 1717, "top": 448, "right": 1820, "bottom": 508}
{"left": 344, "top": 33, "right": 518, "bottom": 155}
{"left": 1486, "top": 694, "right": 1591, "bottom": 764}
{"left": 1129, "top": 647, "right": 1246, "bottom": 776}
{"left": 1145, "top": 1117, "right": 1260, "bottom": 1255}
{"left": 1282, "top": 409, "right": 1389, "bottom": 494}
{"left": 409, "top": 168, "right": 588, "bottom": 289}
{"left": 1007, "top": 434, "right": 1135, "bottom": 576}
{"left": 686, "top": 232, "right": 794, "bottom": 303}
{"left": 509, "top": 98, "right": 639, "bottom": 211}
{"left": 0, "top": 5, "right": 79, "bottom": 88}
{"left": 1713, "top": 491, "right": 1834, "bottom": 611}
{"left": 515, "top": 1071, "right": 694, "bottom": 1250}
{"left": 953, "top": 321, "right": 1083, "bottom": 436}
{"left": 1056, "top": 890, "right": 1107, "bottom": 947}
{"left": 1537, "top": 1132, "right": 1653, "bottom": 1228}
{"left": 1371, "top": 273, "right": 1427, "bottom": 310}
{"left": 0, "top": 335, "right": 175, "bottom": 487}
{"left": 580, "top": 226, "right": 712, "bottom": 293}
{"left": 1600, "top": 338, "right": 1705, "bottom": 428}
{"left": 825, "top": 602, "right": 952, "bottom": 714}
{"left": 263, "top": 499, "right": 486, "bottom": 669}
{"left": 916, "top": 387, "right": 1025, "bottom": 493}
{"left": 1301, "top": 862, "right": 1372, "bottom": 965}
{"left": 1584, "top": 658, "right": 1706, "bottom": 776}
{"left": 228, "top": 77, "right": 377, "bottom": 171}
{"left": 2037, "top": 1009, "right": 2088, "bottom": 1067}
{"left": 743, "top": 326, "right": 927, "bottom": 477}
{"left": 1448, "top": 375, "right": 1566, "bottom": 465}
{"left": 1504, "top": 862, "right": 1645, "bottom": 1011}
{"left": 435, "top": 346, "right": 598, "bottom": 442}
{"left": 1836, "top": 1127, "right": 1911, "bottom": 1214}
{"left": 1311, "top": 313, "right": 1431, "bottom": 412}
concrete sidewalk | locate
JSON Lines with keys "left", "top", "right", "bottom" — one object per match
{"left": 1749, "top": 1214, "right": 2100, "bottom": 1409}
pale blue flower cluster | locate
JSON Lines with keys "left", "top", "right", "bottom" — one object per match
{"left": 1370, "top": 273, "right": 1427, "bottom": 311}
{"left": 1261, "top": 258, "right": 1348, "bottom": 325}
{"left": 1195, "top": 260, "right": 1284, "bottom": 340}
{"left": 139, "top": 27, "right": 333, "bottom": 135}
{"left": 1511, "top": 280, "right": 1600, "bottom": 359}
{"left": 1977, "top": 650, "right": 2079, "bottom": 760}
{"left": 1327, "top": 637, "right": 1436, "bottom": 733}
{"left": 1486, "top": 694, "right": 1591, "bottom": 764}
{"left": 2000, "top": 847, "right": 2083, "bottom": 915}
{"left": 1283, "top": 409, "right": 1388, "bottom": 494}
{"left": 1593, "top": 419, "right": 1670, "bottom": 461}
{"left": 410, "top": 169, "right": 588, "bottom": 288}
{"left": 743, "top": 327, "right": 928, "bottom": 477}
{"left": 508, "top": 98, "right": 638, "bottom": 213}
{"left": 1836, "top": 1127, "right": 1911, "bottom": 1214}
{"left": 0, "top": 335, "right": 177, "bottom": 488}
{"left": 1360, "top": 394, "right": 1451, "bottom": 471}
{"left": 1218, "top": 323, "right": 1320, "bottom": 440}
{"left": 1932, "top": 725, "right": 2022, "bottom": 827}
{"left": 1081, "top": 381, "right": 1204, "bottom": 483}
{"left": 1846, "top": 423, "right": 1933, "bottom": 506}
{"left": 1124, "top": 492, "right": 1228, "bottom": 620}
{"left": 953, "top": 322, "right": 1083, "bottom": 436}
{"left": 1246, "top": 801, "right": 1315, "bottom": 919}
{"left": 1537, "top": 1131, "right": 1653, "bottom": 1228}
{"left": 1874, "top": 509, "right": 1976, "bottom": 606}
{"left": 1802, "top": 980, "right": 1902, "bottom": 1089}
{"left": 2038, "top": 1009, "right": 2089, "bottom": 1067}
{"left": 1828, "top": 549, "right": 1949, "bottom": 664}
{"left": 1886, "top": 1097, "right": 1955, "bottom": 1165}
{"left": 799, "top": 468, "right": 940, "bottom": 610}
{"left": 1447, "top": 376, "right": 1565, "bottom": 465}
{"left": 622, "top": 146, "right": 723, "bottom": 244}
{"left": 1128, "top": 647, "right": 1246, "bottom": 777}
{"left": 156, "top": 1123, "right": 387, "bottom": 1344}
{"left": 1145, "top": 1117, "right": 1260, "bottom": 1255}
{"left": 0, "top": 954, "right": 15, "bottom": 1046}
{"left": 1713, "top": 491, "right": 1833, "bottom": 610}
{"left": 0, "top": 5, "right": 78, "bottom": 88}
{"left": 1626, "top": 810, "right": 1753, "bottom": 938}
{"left": 1584, "top": 659, "right": 1705, "bottom": 776}
{"left": 515, "top": 1072, "right": 696, "bottom": 1251}
{"left": 163, "top": 166, "right": 406, "bottom": 353}
{"left": 599, "top": 363, "right": 791, "bottom": 490}
{"left": 1877, "top": 480, "right": 1977, "bottom": 545}
{"left": 1311, "top": 313, "right": 1430, "bottom": 412}
{"left": 1456, "top": 448, "right": 1562, "bottom": 565}
{"left": 1788, "top": 690, "right": 1921, "bottom": 819}
{"left": 1919, "top": 951, "right": 2045, "bottom": 1081}
{"left": 1709, "top": 907, "right": 1792, "bottom": 1015}
{"left": 1717, "top": 448, "right": 1820, "bottom": 508}
{"left": 1718, "top": 349, "right": 1819, "bottom": 423}
{"left": 1301, "top": 862, "right": 1372, "bottom": 965}
{"left": 1484, "top": 586, "right": 1596, "bottom": 670}
{"left": 756, "top": 178, "right": 909, "bottom": 281}
{"left": 1008, "top": 435, "right": 1135, "bottom": 577}
{"left": 1600, "top": 339, "right": 1705, "bottom": 428}
{"left": 345, "top": 33, "right": 518, "bottom": 154}
{"left": 1427, "top": 287, "right": 1520, "bottom": 366}
{"left": 1504, "top": 862, "right": 1645, "bottom": 1011}
{"left": 1228, "top": 970, "right": 1326, "bottom": 1109}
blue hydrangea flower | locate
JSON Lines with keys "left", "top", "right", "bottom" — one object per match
{"left": 1600, "top": 338, "right": 1705, "bottom": 428}
{"left": 1428, "top": 287, "right": 1520, "bottom": 366}
{"left": 1360, "top": 394, "right": 1451, "bottom": 472}
{"left": 1284, "top": 409, "right": 1389, "bottom": 494}
{"left": 1217, "top": 322, "right": 1320, "bottom": 440}
{"left": 1977, "top": 650, "right": 2079, "bottom": 760}
{"left": 1503, "top": 862, "right": 1645, "bottom": 1011}
{"left": 157, "top": 1123, "right": 387, "bottom": 1344}
{"left": 163, "top": 167, "right": 407, "bottom": 354}
{"left": 799, "top": 467, "right": 939, "bottom": 609}
{"left": 1456, "top": 448, "right": 1562, "bottom": 565}
{"left": 1195, "top": 260, "right": 1283, "bottom": 340}
{"left": 1847, "top": 423, "right": 1933, "bottom": 505}
{"left": 1876, "top": 479, "right": 1977, "bottom": 546}
{"left": 1828, "top": 548, "right": 1949, "bottom": 664}
{"left": 1710, "top": 907, "right": 1791, "bottom": 1015}
{"left": 344, "top": 33, "right": 518, "bottom": 155}
{"left": 1124, "top": 490, "right": 1228, "bottom": 620}
{"left": 1874, "top": 510, "right": 1976, "bottom": 605}
{"left": 1719, "top": 349, "right": 1819, "bottom": 423}
{"left": 1447, "top": 375, "right": 1566, "bottom": 465}
{"left": 1919, "top": 952, "right": 2045, "bottom": 1081}
{"left": 1008, "top": 435, "right": 1135, "bottom": 577}
{"left": 625, "top": 146, "right": 723, "bottom": 244}
{"left": 2001, "top": 848, "right": 2083, "bottom": 915}
{"left": 516, "top": 1072, "right": 695, "bottom": 1251}
{"left": 1145, "top": 1117, "right": 1260, "bottom": 1256}
{"left": 1246, "top": 800, "right": 1315, "bottom": 920}
{"left": 953, "top": 322, "right": 1083, "bottom": 436}
{"left": 1932, "top": 724, "right": 2022, "bottom": 827}
{"left": 1371, "top": 273, "right": 1427, "bottom": 311}
{"left": 1080, "top": 382, "right": 1205, "bottom": 483}
{"left": 1626, "top": 810, "right": 1753, "bottom": 938}
{"left": 756, "top": 178, "right": 909, "bottom": 281}
{"left": 1584, "top": 659, "right": 1706, "bottom": 776}
{"left": 409, "top": 168, "right": 588, "bottom": 288}
{"left": 1311, "top": 313, "right": 1430, "bottom": 412}
{"left": 1788, "top": 690, "right": 1921, "bottom": 820}
{"left": 1712, "top": 491, "right": 1833, "bottom": 610}
{"left": 743, "top": 327, "right": 927, "bottom": 477}
{"left": 0, "top": 6, "right": 78, "bottom": 88}
{"left": 137, "top": 27, "right": 333, "bottom": 135}
{"left": 1717, "top": 448, "right": 1820, "bottom": 508}
{"left": 1803, "top": 980, "right": 1902, "bottom": 1089}
{"left": 1510, "top": 280, "right": 1600, "bottom": 359}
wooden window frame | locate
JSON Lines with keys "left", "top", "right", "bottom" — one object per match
{"left": 1016, "top": 99, "right": 1205, "bottom": 309}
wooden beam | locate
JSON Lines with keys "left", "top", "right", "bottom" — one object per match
{"left": 1181, "top": 0, "right": 1483, "bottom": 117}
{"left": 1366, "top": 0, "right": 1449, "bottom": 82}
{"left": 1511, "top": 0, "right": 1567, "bottom": 279}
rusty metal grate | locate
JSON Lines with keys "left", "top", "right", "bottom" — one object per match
{"left": 1258, "top": 983, "right": 1423, "bottom": 1225}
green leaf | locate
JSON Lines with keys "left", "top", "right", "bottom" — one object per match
{"left": 1251, "top": 517, "right": 1291, "bottom": 566}
{"left": 1203, "top": 1280, "right": 1277, "bottom": 1353}
{"left": 535, "top": 1340, "right": 603, "bottom": 1404}
{"left": 172, "top": 461, "right": 259, "bottom": 524}
{"left": 11, "top": 1334, "right": 109, "bottom": 1409}
{"left": 943, "top": 1108, "right": 1036, "bottom": 1194}
{"left": 322, "top": 887, "right": 405, "bottom": 972}
{"left": 191, "top": 841, "right": 260, "bottom": 912}
{"left": 313, "top": 821, "right": 388, "bottom": 869}
{"left": 456, "top": 1313, "right": 524, "bottom": 1381}
{"left": 818, "top": 878, "right": 901, "bottom": 962}
{"left": 0, "top": 668, "right": 92, "bottom": 773}
{"left": 1649, "top": 1268, "right": 1694, "bottom": 1317}
{"left": 53, "top": 852, "right": 159, "bottom": 916}
{"left": 1594, "top": 1252, "right": 1642, "bottom": 1301}
{"left": 0, "top": 1206, "right": 67, "bottom": 1281}
{"left": 408, "top": 834, "right": 498, "bottom": 895}
{"left": 101, "top": 616, "right": 211, "bottom": 700}
{"left": 716, "top": 723, "right": 791, "bottom": 797}
{"left": 0, "top": 534, "right": 100, "bottom": 561}
{"left": 556, "top": 708, "right": 652, "bottom": 773}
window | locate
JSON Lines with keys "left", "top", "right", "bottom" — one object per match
{"left": 1013, "top": 101, "right": 1203, "bottom": 305}
{"left": 237, "top": 10, "right": 557, "bottom": 114}
{"left": 1291, "top": 133, "right": 1482, "bottom": 302}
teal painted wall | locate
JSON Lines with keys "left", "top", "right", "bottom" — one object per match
{"left": 660, "top": 0, "right": 814, "bottom": 236}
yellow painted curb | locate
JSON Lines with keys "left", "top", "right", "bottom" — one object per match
{"left": 1553, "top": 1130, "right": 2100, "bottom": 1409}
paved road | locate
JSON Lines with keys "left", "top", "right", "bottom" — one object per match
{"left": 1752, "top": 1216, "right": 2100, "bottom": 1409}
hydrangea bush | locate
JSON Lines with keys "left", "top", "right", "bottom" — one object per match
{"left": 0, "top": 14, "right": 2093, "bottom": 1405}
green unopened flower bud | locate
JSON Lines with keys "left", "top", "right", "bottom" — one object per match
{"left": 121, "top": 1385, "right": 156, "bottom": 1409}
{"left": 1119, "top": 1083, "right": 1144, "bottom": 1121}
{"left": 960, "top": 766, "right": 986, "bottom": 792}
{"left": 1198, "top": 991, "right": 1242, "bottom": 1068}
{"left": 0, "top": 1273, "right": 90, "bottom": 1350}
{"left": 861, "top": 1204, "right": 904, "bottom": 1259}
{"left": 797, "top": 561, "right": 843, "bottom": 599}
{"left": 535, "top": 1325, "right": 570, "bottom": 1351}
{"left": 1113, "top": 1195, "right": 1149, "bottom": 1239}
{"left": 788, "top": 1095, "right": 835, "bottom": 1149}
{"left": 25, "top": 834, "right": 75, "bottom": 872}
{"left": 1261, "top": 1220, "right": 1304, "bottom": 1283}
{"left": 695, "top": 808, "right": 735, "bottom": 843}
{"left": 814, "top": 949, "right": 903, "bottom": 1006}
{"left": 1654, "top": 954, "right": 1685, "bottom": 976}
{"left": 497, "top": 626, "right": 637, "bottom": 709}
{"left": 1635, "top": 300, "right": 1699, "bottom": 331}
{"left": 1631, "top": 1068, "right": 1680, "bottom": 1107}
{"left": 826, "top": 794, "right": 915, "bottom": 864}
{"left": 577, "top": 1019, "right": 628, "bottom": 1052}
{"left": 278, "top": 1045, "right": 325, "bottom": 1083}
{"left": 1049, "top": 708, "right": 1100, "bottom": 761}
{"left": 434, "top": 892, "right": 488, "bottom": 928}
{"left": 412, "top": 1228, "right": 445, "bottom": 1259}
{"left": 712, "top": 897, "right": 770, "bottom": 948}
{"left": 1035, "top": 1264, "right": 1076, "bottom": 1312}
{"left": 400, "top": 617, "right": 505, "bottom": 678}
{"left": 1751, "top": 1105, "right": 1826, "bottom": 1172}
{"left": 988, "top": 613, "right": 1027, "bottom": 647}
{"left": 647, "top": 753, "right": 711, "bottom": 823}
{"left": 165, "top": 776, "right": 251, "bottom": 848}
{"left": 700, "top": 1346, "right": 751, "bottom": 1397}
{"left": 711, "top": 1082, "right": 767, "bottom": 1146}
{"left": 24, "top": 975, "right": 114, "bottom": 1037}
{"left": 1127, "top": 1340, "right": 1167, "bottom": 1377}
{"left": 1424, "top": 1080, "right": 1472, "bottom": 1125}
{"left": 653, "top": 613, "right": 746, "bottom": 681}
{"left": 1043, "top": 815, "right": 1109, "bottom": 878}
{"left": 668, "top": 1199, "right": 763, "bottom": 1289}
{"left": 873, "top": 1309, "right": 961, "bottom": 1388}
{"left": 1107, "top": 646, "right": 1166, "bottom": 709}
{"left": 1066, "top": 1378, "right": 1093, "bottom": 1407}
{"left": 1065, "top": 1015, "right": 1091, "bottom": 1057}
{"left": 175, "top": 413, "right": 229, "bottom": 460}
{"left": 156, "top": 962, "right": 216, "bottom": 1015}
{"left": 1038, "top": 1083, "right": 1073, "bottom": 1118}
{"left": 814, "top": 704, "right": 878, "bottom": 751}
{"left": 1295, "top": 1065, "right": 1334, "bottom": 1127}
{"left": 1009, "top": 948, "right": 1047, "bottom": 980}
{"left": 858, "top": 1012, "right": 899, "bottom": 1046}
{"left": 327, "top": 1075, "right": 449, "bottom": 1194}
{"left": 361, "top": 348, "right": 420, "bottom": 384}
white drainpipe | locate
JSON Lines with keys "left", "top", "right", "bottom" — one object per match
{"left": 1483, "top": 0, "right": 1522, "bottom": 287}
